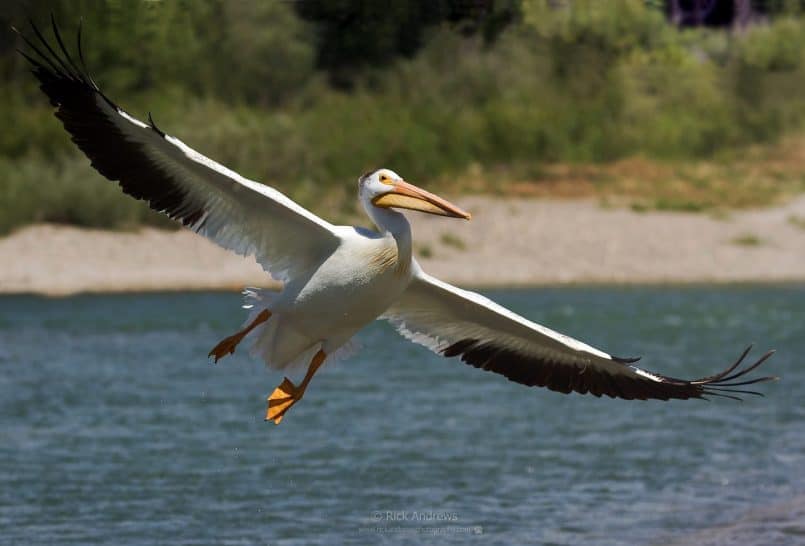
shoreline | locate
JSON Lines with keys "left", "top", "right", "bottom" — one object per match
{"left": 6, "top": 278, "right": 805, "bottom": 299}
{"left": 2, "top": 195, "right": 804, "bottom": 296}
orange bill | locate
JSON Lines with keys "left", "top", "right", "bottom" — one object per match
{"left": 372, "top": 180, "right": 471, "bottom": 219}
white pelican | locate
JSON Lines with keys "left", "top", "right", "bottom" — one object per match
{"left": 18, "top": 20, "right": 776, "bottom": 424}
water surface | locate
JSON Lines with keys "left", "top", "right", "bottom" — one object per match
{"left": 1, "top": 286, "right": 803, "bottom": 545}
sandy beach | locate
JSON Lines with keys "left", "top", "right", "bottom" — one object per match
{"left": 1, "top": 195, "right": 804, "bottom": 296}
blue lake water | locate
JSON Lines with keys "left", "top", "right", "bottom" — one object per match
{"left": 0, "top": 286, "right": 803, "bottom": 545}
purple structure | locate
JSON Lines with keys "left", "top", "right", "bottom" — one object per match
{"left": 667, "top": 0, "right": 754, "bottom": 27}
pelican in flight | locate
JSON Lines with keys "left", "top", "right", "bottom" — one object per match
{"left": 18, "top": 20, "right": 776, "bottom": 424}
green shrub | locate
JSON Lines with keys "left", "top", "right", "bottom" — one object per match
{"left": 0, "top": 155, "right": 172, "bottom": 235}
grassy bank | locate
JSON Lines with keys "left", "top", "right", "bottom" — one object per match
{"left": 477, "top": 135, "right": 805, "bottom": 213}
{"left": 3, "top": 133, "right": 804, "bottom": 236}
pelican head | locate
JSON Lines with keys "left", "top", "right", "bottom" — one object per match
{"left": 359, "top": 169, "right": 471, "bottom": 220}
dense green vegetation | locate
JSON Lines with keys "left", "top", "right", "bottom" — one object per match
{"left": 2, "top": 0, "right": 805, "bottom": 234}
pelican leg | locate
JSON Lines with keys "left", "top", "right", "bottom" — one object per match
{"left": 266, "top": 349, "right": 327, "bottom": 425}
{"left": 208, "top": 309, "right": 271, "bottom": 363}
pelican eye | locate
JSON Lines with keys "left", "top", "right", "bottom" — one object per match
{"left": 379, "top": 173, "right": 393, "bottom": 185}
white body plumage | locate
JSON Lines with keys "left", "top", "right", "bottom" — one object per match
{"left": 249, "top": 222, "right": 414, "bottom": 370}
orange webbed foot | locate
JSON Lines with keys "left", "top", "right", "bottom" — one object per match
{"left": 208, "top": 332, "right": 245, "bottom": 363}
{"left": 265, "top": 378, "right": 302, "bottom": 424}
{"left": 208, "top": 309, "right": 271, "bottom": 364}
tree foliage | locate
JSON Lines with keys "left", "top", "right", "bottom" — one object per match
{"left": 294, "top": 0, "right": 519, "bottom": 87}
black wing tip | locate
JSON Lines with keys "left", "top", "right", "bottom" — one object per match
{"left": 147, "top": 112, "right": 166, "bottom": 138}
{"left": 16, "top": 48, "right": 39, "bottom": 67}
{"left": 612, "top": 355, "right": 641, "bottom": 364}
{"left": 19, "top": 16, "right": 75, "bottom": 75}
{"left": 18, "top": 15, "right": 125, "bottom": 110}
{"left": 692, "top": 346, "right": 777, "bottom": 401}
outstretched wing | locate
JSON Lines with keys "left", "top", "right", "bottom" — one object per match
{"left": 382, "top": 269, "right": 776, "bottom": 400}
{"left": 17, "top": 18, "right": 340, "bottom": 282}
